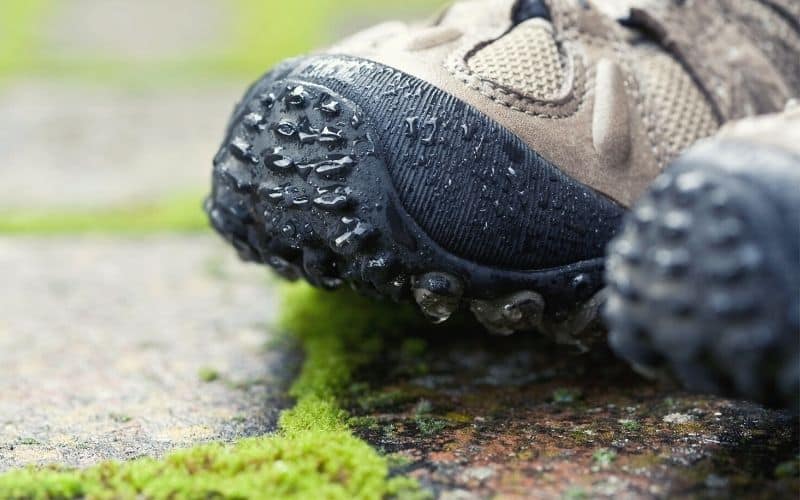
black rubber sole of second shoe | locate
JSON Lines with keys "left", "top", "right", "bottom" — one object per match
{"left": 207, "top": 67, "right": 611, "bottom": 343}
{"left": 604, "top": 144, "right": 800, "bottom": 411}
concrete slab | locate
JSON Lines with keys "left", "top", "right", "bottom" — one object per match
{"left": 0, "top": 235, "right": 294, "bottom": 471}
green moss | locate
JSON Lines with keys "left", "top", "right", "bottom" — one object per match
{"left": 592, "top": 448, "right": 618, "bottom": 468}
{"left": 414, "top": 417, "right": 447, "bottom": 437}
{"left": 356, "top": 390, "right": 417, "bottom": 413}
{"left": 0, "top": 284, "right": 430, "bottom": 499}
{"left": 0, "top": 192, "right": 208, "bottom": 235}
{"left": 618, "top": 419, "right": 641, "bottom": 432}
{"left": 562, "top": 486, "right": 588, "bottom": 500}
{"left": 410, "top": 398, "right": 447, "bottom": 436}
{"left": 348, "top": 415, "right": 381, "bottom": 432}
{"left": 444, "top": 412, "right": 473, "bottom": 425}
{"left": 198, "top": 367, "right": 221, "bottom": 383}
{"left": 0, "top": 433, "right": 420, "bottom": 499}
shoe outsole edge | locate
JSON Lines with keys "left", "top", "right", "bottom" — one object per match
{"left": 207, "top": 56, "right": 623, "bottom": 342}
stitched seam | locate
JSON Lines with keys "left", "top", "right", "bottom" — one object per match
{"left": 444, "top": 1, "right": 587, "bottom": 119}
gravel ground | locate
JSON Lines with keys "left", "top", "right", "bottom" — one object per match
{"left": 0, "top": 236, "right": 295, "bottom": 471}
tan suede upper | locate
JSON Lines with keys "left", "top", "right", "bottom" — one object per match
{"left": 327, "top": 0, "right": 799, "bottom": 206}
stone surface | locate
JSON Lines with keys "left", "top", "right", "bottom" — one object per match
{"left": 0, "top": 81, "right": 241, "bottom": 210}
{"left": 346, "top": 322, "right": 800, "bottom": 499}
{"left": 0, "top": 236, "right": 294, "bottom": 471}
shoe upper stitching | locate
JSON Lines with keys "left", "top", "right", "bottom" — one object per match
{"left": 444, "top": 3, "right": 587, "bottom": 119}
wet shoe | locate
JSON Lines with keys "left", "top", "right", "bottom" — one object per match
{"left": 206, "top": 0, "right": 799, "bottom": 341}
{"left": 604, "top": 104, "right": 800, "bottom": 411}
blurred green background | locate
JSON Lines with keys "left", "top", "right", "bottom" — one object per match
{"left": 0, "top": 0, "right": 444, "bottom": 233}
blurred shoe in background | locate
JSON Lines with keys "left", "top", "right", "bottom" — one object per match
{"left": 605, "top": 103, "right": 800, "bottom": 411}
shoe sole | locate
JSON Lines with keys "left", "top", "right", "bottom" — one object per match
{"left": 207, "top": 57, "right": 620, "bottom": 344}
{"left": 604, "top": 141, "right": 800, "bottom": 411}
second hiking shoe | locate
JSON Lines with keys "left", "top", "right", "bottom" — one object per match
{"left": 604, "top": 105, "right": 800, "bottom": 411}
{"left": 206, "top": 0, "right": 799, "bottom": 340}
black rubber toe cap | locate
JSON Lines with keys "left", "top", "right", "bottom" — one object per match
{"left": 207, "top": 54, "right": 624, "bottom": 310}
{"left": 219, "top": 55, "right": 623, "bottom": 269}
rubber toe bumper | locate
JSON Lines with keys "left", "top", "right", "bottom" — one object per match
{"left": 206, "top": 55, "right": 624, "bottom": 339}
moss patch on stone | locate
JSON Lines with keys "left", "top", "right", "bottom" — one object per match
{"left": 0, "top": 284, "right": 428, "bottom": 499}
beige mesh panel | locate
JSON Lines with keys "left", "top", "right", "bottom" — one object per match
{"left": 633, "top": 46, "right": 719, "bottom": 160}
{"left": 467, "top": 19, "right": 564, "bottom": 101}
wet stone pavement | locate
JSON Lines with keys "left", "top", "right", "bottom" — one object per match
{"left": 0, "top": 236, "right": 297, "bottom": 471}
{"left": 346, "top": 321, "right": 800, "bottom": 499}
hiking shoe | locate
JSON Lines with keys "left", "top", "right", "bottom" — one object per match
{"left": 206, "top": 0, "right": 799, "bottom": 341}
{"left": 604, "top": 104, "right": 800, "bottom": 411}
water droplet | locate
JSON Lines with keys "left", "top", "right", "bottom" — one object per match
{"left": 334, "top": 221, "right": 374, "bottom": 250}
{"left": 258, "top": 182, "right": 286, "bottom": 203}
{"left": 286, "top": 85, "right": 310, "bottom": 107}
{"left": 405, "top": 117, "right": 419, "bottom": 137}
{"left": 291, "top": 196, "right": 310, "bottom": 207}
{"left": 421, "top": 117, "right": 439, "bottom": 145}
{"left": 461, "top": 123, "right": 474, "bottom": 141}
{"left": 299, "top": 131, "right": 319, "bottom": 144}
{"left": 275, "top": 120, "right": 297, "bottom": 137}
{"left": 570, "top": 273, "right": 592, "bottom": 294}
{"left": 320, "top": 277, "right": 344, "bottom": 289}
{"left": 295, "top": 163, "right": 315, "bottom": 178}
{"left": 281, "top": 222, "right": 296, "bottom": 237}
{"left": 412, "top": 272, "right": 464, "bottom": 323}
{"left": 319, "top": 95, "right": 341, "bottom": 116}
{"left": 313, "top": 193, "right": 350, "bottom": 211}
{"left": 314, "top": 155, "right": 355, "bottom": 177}
{"left": 319, "top": 126, "right": 344, "bottom": 144}
{"left": 391, "top": 275, "right": 408, "bottom": 288}
{"left": 470, "top": 291, "right": 544, "bottom": 336}
{"left": 264, "top": 154, "right": 294, "bottom": 171}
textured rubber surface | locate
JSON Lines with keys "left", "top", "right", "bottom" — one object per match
{"left": 604, "top": 141, "right": 800, "bottom": 411}
{"left": 206, "top": 55, "right": 624, "bottom": 338}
